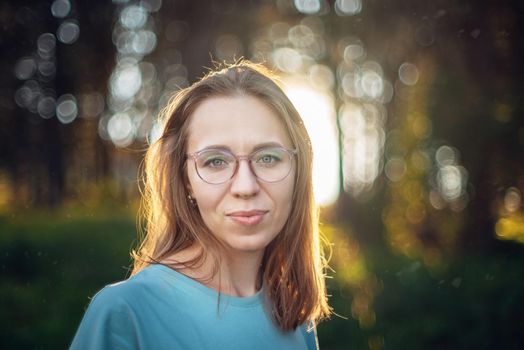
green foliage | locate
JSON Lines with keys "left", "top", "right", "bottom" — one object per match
{"left": 374, "top": 251, "right": 524, "bottom": 349}
{"left": 1, "top": 213, "right": 523, "bottom": 349}
{"left": 319, "top": 248, "right": 524, "bottom": 349}
{"left": 0, "top": 210, "right": 136, "bottom": 349}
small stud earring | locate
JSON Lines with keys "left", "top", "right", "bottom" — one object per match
{"left": 187, "top": 194, "right": 197, "bottom": 207}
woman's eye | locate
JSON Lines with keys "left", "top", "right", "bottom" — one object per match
{"left": 261, "top": 155, "right": 275, "bottom": 163}
{"left": 203, "top": 157, "right": 228, "bottom": 167}
{"left": 256, "top": 154, "right": 280, "bottom": 164}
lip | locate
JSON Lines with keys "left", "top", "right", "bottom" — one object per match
{"left": 226, "top": 210, "right": 268, "bottom": 226}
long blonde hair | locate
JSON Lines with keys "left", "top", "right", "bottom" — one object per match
{"left": 132, "top": 60, "right": 331, "bottom": 331}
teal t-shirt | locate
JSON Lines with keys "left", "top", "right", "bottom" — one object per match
{"left": 70, "top": 264, "right": 318, "bottom": 349}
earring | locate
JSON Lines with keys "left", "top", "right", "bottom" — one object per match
{"left": 187, "top": 194, "right": 197, "bottom": 207}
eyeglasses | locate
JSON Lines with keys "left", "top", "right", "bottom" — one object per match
{"left": 187, "top": 146, "right": 297, "bottom": 185}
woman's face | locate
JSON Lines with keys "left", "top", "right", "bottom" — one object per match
{"left": 186, "top": 95, "right": 295, "bottom": 256}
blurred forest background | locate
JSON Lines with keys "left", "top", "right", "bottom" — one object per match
{"left": 1, "top": 0, "right": 524, "bottom": 349}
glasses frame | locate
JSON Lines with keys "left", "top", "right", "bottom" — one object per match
{"left": 186, "top": 146, "right": 298, "bottom": 185}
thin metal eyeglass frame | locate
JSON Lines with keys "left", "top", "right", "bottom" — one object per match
{"left": 186, "top": 147, "right": 298, "bottom": 185}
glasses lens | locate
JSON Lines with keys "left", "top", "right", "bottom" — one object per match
{"left": 251, "top": 147, "right": 292, "bottom": 182}
{"left": 195, "top": 150, "right": 235, "bottom": 184}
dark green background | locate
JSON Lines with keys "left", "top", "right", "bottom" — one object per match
{"left": 1, "top": 0, "right": 524, "bottom": 349}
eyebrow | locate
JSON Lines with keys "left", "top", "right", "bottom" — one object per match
{"left": 196, "top": 142, "right": 285, "bottom": 153}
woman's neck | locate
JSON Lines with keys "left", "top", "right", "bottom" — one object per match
{"left": 217, "top": 249, "right": 264, "bottom": 297}
{"left": 161, "top": 244, "right": 264, "bottom": 297}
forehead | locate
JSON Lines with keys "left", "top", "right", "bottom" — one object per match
{"left": 186, "top": 95, "right": 292, "bottom": 152}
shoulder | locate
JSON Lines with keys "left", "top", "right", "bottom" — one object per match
{"left": 87, "top": 265, "right": 167, "bottom": 309}
{"left": 84, "top": 266, "right": 170, "bottom": 323}
{"left": 69, "top": 284, "right": 137, "bottom": 349}
{"left": 69, "top": 266, "right": 164, "bottom": 349}
{"left": 86, "top": 282, "right": 135, "bottom": 315}
{"left": 76, "top": 271, "right": 152, "bottom": 327}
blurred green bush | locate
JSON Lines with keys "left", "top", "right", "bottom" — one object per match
{"left": 0, "top": 209, "right": 136, "bottom": 349}
{"left": 1, "top": 210, "right": 523, "bottom": 349}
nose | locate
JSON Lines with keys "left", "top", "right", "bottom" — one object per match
{"left": 230, "top": 159, "right": 260, "bottom": 198}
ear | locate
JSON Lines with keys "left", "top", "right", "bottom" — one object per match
{"left": 183, "top": 164, "right": 193, "bottom": 196}
{"left": 185, "top": 178, "right": 194, "bottom": 198}
{"left": 185, "top": 183, "right": 198, "bottom": 208}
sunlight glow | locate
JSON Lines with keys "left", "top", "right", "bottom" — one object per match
{"left": 283, "top": 78, "right": 340, "bottom": 206}
{"left": 340, "top": 102, "right": 385, "bottom": 195}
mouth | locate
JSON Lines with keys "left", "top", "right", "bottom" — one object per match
{"left": 226, "top": 210, "right": 269, "bottom": 226}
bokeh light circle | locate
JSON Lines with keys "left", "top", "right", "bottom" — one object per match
{"left": 398, "top": 62, "right": 419, "bottom": 86}
{"left": 335, "top": 0, "right": 362, "bottom": 16}
{"left": 56, "top": 94, "right": 78, "bottom": 124}
{"left": 294, "top": 0, "right": 321, "bottom": 14}
{"left": 110, "top": 62, "right": 142, "bottom": 101}
{"left": 107, "top": 112, "right": 135, "bottom": 147}
{"left": 37, "top": 33, "right": 56, "bottom": 56}
{"left": 37, "top": 96, "right": 56, "bottom": 119}
{"left": 272, "top": 47, "right": 302, "bottom": 73}
{"left": 435, "top": 145, "right": 457, "bottom": 167}
{"left": 51, "top": 0, "right": 71, "bottom": 18}
{"left": 504, "top": 187, "right": 521, "bottom": 213}
{"left": 132, "top": 30, "right": 157, "bottom": 55}
{"left": 14, "top": 58, "right": 37, "bottom": 80}
{"left": 57, "top": 20, "right": 80, "bottom": 44}
{"left": 385, "top": 157, "right": 406, "bottom": 182}
{"left": 38, "top": 60, "right": 56, "bottom": 79}
{"left": 120, "top": 5, "right": 148, "bottom": 30}
{"left": 360, "top": 70, "right": 383, "bottom": 99}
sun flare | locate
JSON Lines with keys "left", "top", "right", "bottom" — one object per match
{"left": 283, "top": 78, "right": 340, "bottom": 207}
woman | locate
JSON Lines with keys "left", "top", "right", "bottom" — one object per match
{"left": 70, "top": 61, "right": 331, "bottom": 349}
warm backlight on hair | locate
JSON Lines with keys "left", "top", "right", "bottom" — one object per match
{"left": 283, "top": 78, "right": 340, "bottom": 206}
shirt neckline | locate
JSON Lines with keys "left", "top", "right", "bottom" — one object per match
{"left": 150, "top": 263, "right": 264, "bottom": 307}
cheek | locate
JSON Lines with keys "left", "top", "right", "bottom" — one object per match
{"left": 272, "top": 177, "right": 295, "bottom": 223}
{"left": 189, "top": 174, "right": 229, "bottom": 219}
{"left": 192, "top": 187, "right": 226, "bottom": 234}
{"left": 188, "top": 165, "right": 208, "bottom": 198}
{"left": 191, "top": 185, "right": 223, "bottom": 212}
